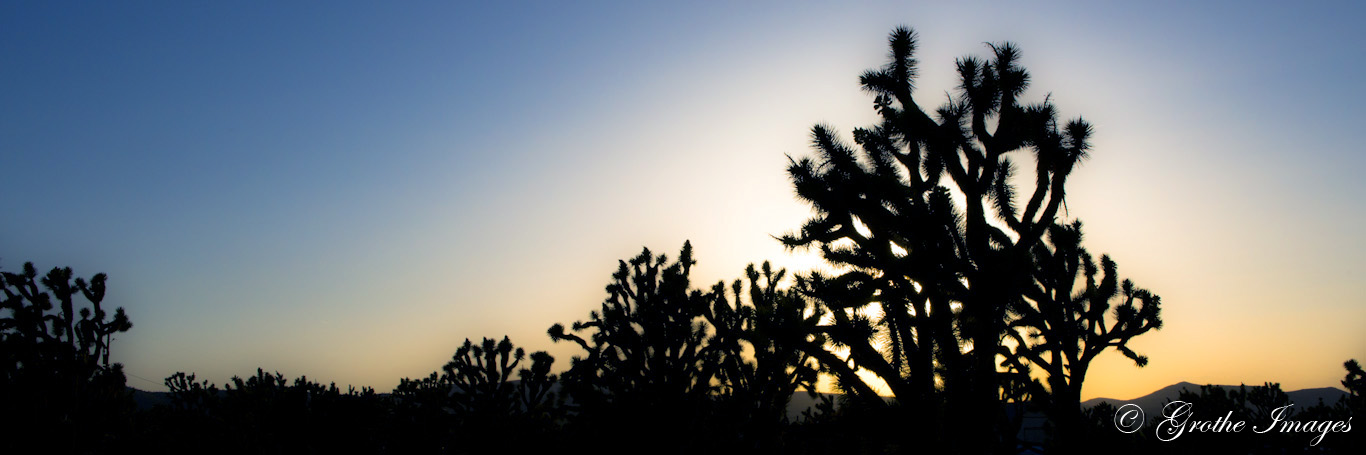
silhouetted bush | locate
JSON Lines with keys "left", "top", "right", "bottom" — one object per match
{"left": 140, "top": 369, "right": 386, "bottom": 453}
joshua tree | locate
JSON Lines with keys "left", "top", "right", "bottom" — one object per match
{"left": 782, "top": 26, "right": 1094, "bottom": 452}
{"left": 1002, "top": 221, "right": 1162, "bottom": 448}
{"left": 1343, "top": 359, "right": 1365, "bottom": 401}
{"left": 1343, "top": 359, "right": 1365, "bottom": 417}
{"left": 517, "top": 351, "right": 559, "bottom": 417}
{"left": 442, "top": 335, "right": 558, "bottom": 417}
{"left": 1340, "top": 359, "right": 1366, "bottom": 448}
{"left": 444, "top": 336, "right": 529, "bottom": 417}
{"left": 1, "top": 262, "right": 132, "bottom": 373}
{"left": 704, "top": 261, "right": 825, "bottom": 451}
{"left": 548, "top": 242, "right": 721, "bottom": 452}
{"left": 1, "top": 261, "right": 134, "bottom": 452}
{"left": 549, "top": 242, "right": 716, "bottom": 403}
{"left": 441, "top": 336, "right": 558, "bottom": 453}
{"left": 165, "top": 371, "right": 220, "bottom": 414}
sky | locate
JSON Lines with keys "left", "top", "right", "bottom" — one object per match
{"left": 2, "top": 1, "right": 1363, "bottom": 401}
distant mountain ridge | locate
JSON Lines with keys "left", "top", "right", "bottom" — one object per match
{"left": 1082, "top": 382, "right": 1348, "bottom": 416}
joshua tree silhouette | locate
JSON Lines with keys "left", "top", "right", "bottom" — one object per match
{"left": 1001, "top": 221, "right": 1162, "bottom": 449}
{"left": 445, "top": 336, "right": 533, "bottom": 416}
{"left": 1, "top": 261, "right": 134, "bottom": 453}
{"left": 440, "top": 336, "right": 559, "bottom": 453}
{"left": 1343, "top": 359, "right": 1365, "bottom": 403}
{"left": 549, "top": 242, "right": 716, "bottom": 400}
{"left": 705, "top": 261, "right": 825, "bottom": 452}
{"left": 549, "top": 242, "right": 727, "bottom": 453}
{"left": 781, "top": 26, "right": 1096, "bottom": 452}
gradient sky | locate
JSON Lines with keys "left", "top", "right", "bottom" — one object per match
{"left": 3, "top": 1, "right": 1363, "bottom": 401}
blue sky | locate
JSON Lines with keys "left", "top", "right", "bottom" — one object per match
{"left": 3, "top": 1, "right": 1363, "bottom": 399}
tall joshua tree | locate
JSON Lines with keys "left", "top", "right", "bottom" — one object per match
{"left": 782, "top": 26, "right": 1093, "bottom": 452}
{"left": 1002, "top": 221, "right": 1162, "bottom": 449}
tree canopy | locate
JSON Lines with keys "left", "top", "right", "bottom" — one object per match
{"left": 780, "top": 26, "right": 1159, "bottom": 453}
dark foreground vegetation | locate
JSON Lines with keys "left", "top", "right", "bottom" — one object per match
{"left": 4, "top": 255, "right": 1361, "bottom": 454}
{"left": 4, "top": 26, "right": 1362, "bottom": 454}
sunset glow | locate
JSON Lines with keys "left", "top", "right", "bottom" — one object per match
{"left": 3, "top": 1, "right": 1363, "bottom": 406}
